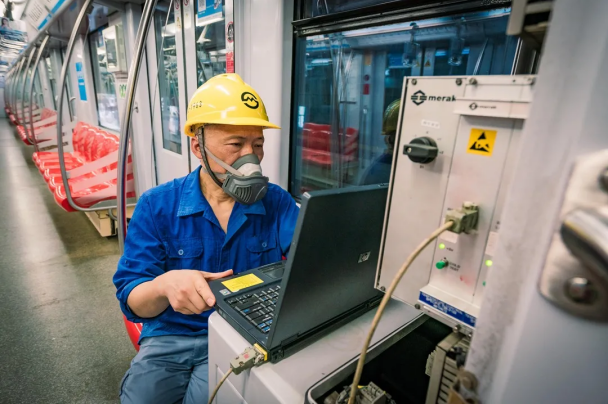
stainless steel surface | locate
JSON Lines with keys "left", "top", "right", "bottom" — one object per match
{"left": 117, "top": 0, "right": 160, "bottom": 252}
{"left": 55, "top": 0, "right": 98, "bottom": 213}
{"left": 11, "top": 59, "right": 25, "bottom": 114}
{"left": 27, "top": 36, "right": 51, "bottom": 148}
{"left": 20, "top": 48, "right": 37, "bottom": 136}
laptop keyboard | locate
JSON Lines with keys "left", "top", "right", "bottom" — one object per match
{"left": 227, "top": 285, "right": 281, "bottom": 333}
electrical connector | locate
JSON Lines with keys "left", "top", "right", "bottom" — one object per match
{"left": 445, "top": 202, "right": 479, "bottom": 234}
{"left": 229, "top": 344, "right": 268, "bottom": 375}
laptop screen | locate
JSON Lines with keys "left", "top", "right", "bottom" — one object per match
{"left": 268, "top": 184, "right": 387, "bottom": 349}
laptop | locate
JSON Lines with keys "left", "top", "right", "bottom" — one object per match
{"left": 209, "top": 184, "right": 388, "bottom": 363}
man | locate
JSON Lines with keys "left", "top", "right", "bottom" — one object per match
{"left": 113, "top": 74, "right": 299, "bottom": 403}
{"left": 359, "top": 99, "right": 400, "bottom": 185}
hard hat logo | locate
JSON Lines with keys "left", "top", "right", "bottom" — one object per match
{"left": 241, "top": 92, "right": 259, "bottom": 109}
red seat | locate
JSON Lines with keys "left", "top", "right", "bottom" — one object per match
{"left": 301, "top": 123, "right": 359, "bottom": 167}
{"left": 123, "top": 316, "right": 142, "bottom": 351}
{"left": 53, "top": 174, "right": 136, "bottom": 212}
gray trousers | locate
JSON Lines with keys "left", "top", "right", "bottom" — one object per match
{"left": 120, "top": 335, "right": 209, "bottom": 404}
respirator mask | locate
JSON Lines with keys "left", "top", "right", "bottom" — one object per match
{"left": 197, "top": 127, "right": 269, "bottom": 205}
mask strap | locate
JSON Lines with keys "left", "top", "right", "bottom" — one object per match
{"left": 197, "top": 126, "right": 224, "bottom": 188}
{"left": 203, "top": 146, "right": 244, "bottom": 177}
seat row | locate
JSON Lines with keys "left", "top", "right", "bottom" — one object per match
{"left": 4, "top": 106, "right": 134, "bottom": 213}
{"left": 301, "top": 122, "right": 359, "bottom": 167}
{"left": 32, "top": 121, "right": 135, "bottom": 212}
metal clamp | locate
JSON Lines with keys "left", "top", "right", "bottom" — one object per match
{"left": 539, "top": 150, "right": 608, "bottom": 322}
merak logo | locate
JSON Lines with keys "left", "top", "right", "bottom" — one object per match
{"left": 410, "top": 90, "right": 456, "bottom": 106}
{"left": 241, "top": 92, "right": 259, "bottom": 109}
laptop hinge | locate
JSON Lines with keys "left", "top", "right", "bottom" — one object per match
{"left": 281, "top": 334, "right": 299, "bottom": 346}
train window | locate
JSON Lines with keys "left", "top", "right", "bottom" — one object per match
{"left": 290, "top": 8, "right": 517, "bottom": 196}
{"left": 195, "top": 0, "right": 227, "bottom": 86}
{"left": 89, "top": 29, "right": 121, "bottom": 130}
{"left": 154, "top": 9, "right": 182, "bottom": 154}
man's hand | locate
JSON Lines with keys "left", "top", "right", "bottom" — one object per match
{"left": 156, "top": 269, "right": 233, "bottom": 315}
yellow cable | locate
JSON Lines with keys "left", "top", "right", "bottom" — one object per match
{"left": 208, "top": 367, "right": 233, "bottom": 404}
{"left": 347, "top": 221, "right": 454, "bottom": 404}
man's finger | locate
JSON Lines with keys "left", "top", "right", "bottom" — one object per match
{"left": 201, "top": 269, "right": 233, "bottom": 281}
{"left": 171, "top": 296, "right": 198, "bottom": 315}
{"left": 194, "top": 275, "right": 217, "bottom": 308}
{"left": 186, "top": 289, "right": 207, "bottom": 314}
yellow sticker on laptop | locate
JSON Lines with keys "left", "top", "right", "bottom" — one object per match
{"left": 221, "top": 274, "right": 264, "bottom": 292}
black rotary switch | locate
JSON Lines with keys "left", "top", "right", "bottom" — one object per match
{"left": 403, "top": 136, "right": 438, "bottom": 164}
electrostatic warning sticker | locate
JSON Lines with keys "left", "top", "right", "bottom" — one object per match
{"left": 221, "top": 274, "right": 264, "bottom": 292}
{"left": 467, "top": 128, "right": 497, "bottom": 157}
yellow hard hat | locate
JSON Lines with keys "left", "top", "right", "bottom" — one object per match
{"left": 382, "top": 99, "right": 401, "bottom": 135}
{"left": 184, "top": 73, "right": 280, "bottom": 136}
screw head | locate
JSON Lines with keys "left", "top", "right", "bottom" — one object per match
{"left": 456, "top": 78, "right": 462, "bottom": 86}
{"left": 379, "top": 286, "right": 386, "bottom": 292}
{"left": 565, "top": 277, "right": 597, "bottom": 304}
{"left": 412, "top": 79, "right": 417, "bottom": 85}
{"left": 414, "top": 303, "right": 421, "bottom": 310}
{"left": 469, "top": 78, "right": 477, "bottom": 85}
{"left": 406, "top": 147, "right": 412, "bottom": 153}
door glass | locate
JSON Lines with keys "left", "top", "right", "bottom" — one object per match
{"left": 155, "top": 9, "right": 182, "bottom": 154}
{"left": 195, "top": 0, "right": 227, "bottom": 86}
{"left": 89, "top": 29, "right": 121, "bottom": 130}
{"left": 290, "top": 8, "right": 517, "bottom": 196}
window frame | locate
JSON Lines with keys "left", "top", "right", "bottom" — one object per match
{"left": 288, "top": 0, "right": 518, "bottom": 198}
{"left": 87, "top": 24, "right": 122, "bottom": 131}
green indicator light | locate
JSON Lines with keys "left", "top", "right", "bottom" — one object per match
{"left": 439, "top": 243, "right": 446, "bottom": 250}
{"left": 483, "top": 281, "right": 486, "bottom": 286}
{"left": 436, "top": 260, "right": 448, "bottom": 270}
{"left": 485, "top": 259, "right": 493, "bottom": 267}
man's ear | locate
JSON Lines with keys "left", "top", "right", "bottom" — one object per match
{"left": 191, "top": 134, "right": 203, "bottom": 160}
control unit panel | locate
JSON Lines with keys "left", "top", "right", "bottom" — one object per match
{"left": 377, "top": 75, "right": 535, "bottom": 331}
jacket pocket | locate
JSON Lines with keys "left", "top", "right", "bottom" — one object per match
{"left": 164, "top": 237, "right": 204, "bottom": 270}
{"left": 246, "top": 232, "right": 280, "bottom": 268}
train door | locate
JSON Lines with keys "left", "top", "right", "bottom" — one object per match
{"left": 146, "top": 1, "right": 190, "bottom": 184}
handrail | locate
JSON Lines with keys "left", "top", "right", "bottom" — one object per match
{"left": 56, "top": 0, "right": 100, "bottom": 213}
{"left": 20, "top": 45, "right": 38, "bottom": 133}
{"left": 10, "top": 59, "right": 25, "bottom": 113}
{"left": 4, "top": 68, "right": 11, "bottom": 109}
{"left": 28, "top": 35, "right": 51, "bottom": 149}
{"left": 13, "top": 58, "right": 27, "bottom": 120}
{"left": 117, "top": 0, "right": 160, "bottom": 251}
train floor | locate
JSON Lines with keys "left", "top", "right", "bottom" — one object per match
{"left": 0, "top": 119, "right": 134, "bottom": 403}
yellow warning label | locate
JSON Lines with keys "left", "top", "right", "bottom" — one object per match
{"left": 221, "top": 274, "right": 264, "bottom": 292}
{"left": 467, "top": 128, "right": 497, "bottom": 157}
{"left": 424, "top": 59, "right": 432, "bottom": 67}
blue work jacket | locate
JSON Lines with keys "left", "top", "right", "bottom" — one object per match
{"left": 113, "top": 166, "right": 299, "bottom": 341}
